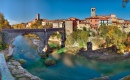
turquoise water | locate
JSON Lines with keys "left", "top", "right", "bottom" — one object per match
{"left": 12, "top": 35, "right": 130, "bottom": 80}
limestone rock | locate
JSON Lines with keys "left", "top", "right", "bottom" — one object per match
{"left": 11, "top": 69, "right": 18, "bottom": 75}
{"left": 11, "top": 61, "right": 20, "bottom": 66}
{"left": 24, "top": 73, "right": 32, "bottom": 78}
{"left": 15, "top": 74, "right": 25, "bottom": 78}
{"left": 16, "top": 69, "right": 25, "bottom": 74}
{"left": 31, "top": 76, "right": 41, "bottom": 80}
{"left": 8, "top": 65, "right": 16, "bottom": 70}
{"left": 18, "top": 77, "right": 27, "bottom": 80}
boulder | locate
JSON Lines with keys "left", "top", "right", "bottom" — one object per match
{"left": 11, "top": 61, "right": 20, "bottom": 66}
{"left": 8, "top": 65, "right": 16, "bottom": 70}
{"left": 11, "top": 69, "right": 25, "bottom": 75}
{"left": 17, "top": 66, "right": 24, "bottom": 69}
{"left": 18, "top": 59, "right": 26, "bottom": 64}
{"left": 16, "top": 69, "right": 25, "bottom": 74}
{"left": 18, "top": 77, "right": 27, "bottom": 80}
{"left": 11, "top": 69, "right": 18, "bottom": 75}
{"left": 15, "top": 74, "right": 25, "bottom": 78}
{"left": 24, "top": 73, "right": 32, "bottom": 78}
{"left": 44, "top": 58, "right": 56, "bottom": 66}
{"left": 31, "top": 76, "right": 41, "bottom": 80}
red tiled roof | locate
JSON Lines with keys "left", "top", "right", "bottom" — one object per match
{"left": 112, "top": 21, "right": 118, "bottom": 23}
{"left": 68, "top": 17, "right": 79, "bottom": 20}
{"left": 79, "top": 22, "right": 89, "bottom": 24}
{"left": 42, "top": 19, "right": 48, "bottom": 21}
{"left": 99, "top": 18, "right": 109, "bottom": 20}
{"left": 85, "top": 17, "right": 99, "bottom": 19}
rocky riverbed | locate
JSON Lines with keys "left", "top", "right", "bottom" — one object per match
{"left": 1, "top": 42, "right": 42, "bottom": 80}
{"left": 7, "top": 60, "right": 41, "bottom": 80}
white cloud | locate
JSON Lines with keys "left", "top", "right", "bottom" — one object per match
{"left": 8, "top": 19, "right": 21, "bottom": 25}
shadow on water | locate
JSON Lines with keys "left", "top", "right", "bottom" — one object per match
{"left": 12, "top": 35, "right": 130, "bottom": 80}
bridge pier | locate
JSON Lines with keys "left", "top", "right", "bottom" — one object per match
{"left": 61, "top": 40, "right": 65, "bottom": 48}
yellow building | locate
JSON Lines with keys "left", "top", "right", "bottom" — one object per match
{"left": 77, "top": 20, "right": 90, "bottom": 30}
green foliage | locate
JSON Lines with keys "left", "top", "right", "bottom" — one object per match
{"left": 4, "top": 53, "right": 9, "bottom": 61}
{"left": 57, "top": 48, "right": 65, "bottom": 54}
{"left": 44, "top": 58, "right": 56, "bottom": 66}
{"left": 18, "top": 59, "right": 26, "bottom": 64}
{"left": 71, "top": 30, "right": 89, "bottom": 42}
{"left": 0, "top": 12, "right": 11, "bottom": 30}
{"left": 107, "top": 49, "right": 113, "bottom": 54}
{"left": 100, "top": 25, "right": 127, "bottom": 46}
{"left": 13, "top": 23, "right": 26, "bottom": 29}
{"left": 128, "top": 32, "right": 130, "bottom": 37}
{"left": 66, "top": 30, "right": 89, "bottom": 48}
{"left": 51, "top": 32, "right": 61, "bottom": 39}
{"left": 99, "top": 25, "right": 127, "bottom": 53}
{"left": 0, "top": 42, "right": 6, "bottom": 50}
{"left": 49, "top": 43, "right": 57, "bottom": 48}
{"left": 56, "top": 33, "right": 61, "bottom": 39}
{"left": 99, "top": 25, "right": 108, "bottom": 38}
{"left": 83, "top": 27, "right": 87, "bottom": 31}
{"left": 30, "top": 19, "right": 42, "bottom": 28}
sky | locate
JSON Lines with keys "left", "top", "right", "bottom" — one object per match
{"left": 0, "top": 0, "right": 130, "bottom": 25}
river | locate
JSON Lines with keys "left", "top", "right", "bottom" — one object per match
{"left": 12, "top": 35, "right": 130, "bottom": 80}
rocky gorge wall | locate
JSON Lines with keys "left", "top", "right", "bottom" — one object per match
{"left": 2, "top": 44, "right": 42, "bottom": 80}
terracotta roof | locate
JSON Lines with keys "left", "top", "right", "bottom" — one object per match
{"left": 68, "top": 17, "right": 79, "bottom": 20}
{"left": 85, "top": 17, "right": 99, "bottom": 19}
{"left": 112, "top": 21, "right": 118, "bottom": 23}
{"left": 118, "top": 18, "right": 124, "bottom": 20}
{"left": 97, "top": 15, "right": 111, "bottom": 18}
{"left": 79, "top": 22, "right": 89, "bottom": 24}
{"left": 99, "top": 18, "right": 109, "bottom": 20}
{"left": 42, "top": 19, "right": 48, "bottom": 21}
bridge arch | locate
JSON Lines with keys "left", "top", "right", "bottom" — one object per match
{"left": 46, "top": 30, "right": 66, "bottom": 48}
{"left": 2, "top": 28, "right": 66, "bottom": 54}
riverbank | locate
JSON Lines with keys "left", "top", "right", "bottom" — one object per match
{"left": 7, "top": 60, "right": 41, "bottom": 80}
{"left": 77, "top": 48, "right": 130, "bottom": 63}
{"left": 1, "top": 44, "right": 42, "bottom": 80}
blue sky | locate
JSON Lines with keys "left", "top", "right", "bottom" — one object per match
{"left": 0, "top": 0, "right": 130, "bottom": 24}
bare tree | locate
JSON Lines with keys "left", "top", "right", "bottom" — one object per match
{"left": 122, "top": 0, "right": 130, "bottom": 8}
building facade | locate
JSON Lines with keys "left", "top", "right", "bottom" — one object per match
{"left": 77, "top": 20, "right": 90, "bottom": 30}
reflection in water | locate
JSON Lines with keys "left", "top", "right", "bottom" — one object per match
{"left": 12, "top": 35, "right": 130, "bottom": 80}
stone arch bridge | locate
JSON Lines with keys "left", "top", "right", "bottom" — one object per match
{"left": 2, "top": 28, "right": 66, "bottom": 54}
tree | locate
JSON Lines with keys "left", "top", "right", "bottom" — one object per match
{"left": 99, "top": 25, "right": 108, "bottom": 39}
{"left": 122, "top": 0, "right": 130, "bottom": 8}
{"left": 0, "top": 12, "right": 5, "bottom": 30}
{"left": 99, "top": 25, "right": 127, "bottom": 53}
{"left": 0, "top": 12, "right": 11, "bottom": 30}
{"left": 83, "top": 27, "right": 87, "bottom": 31}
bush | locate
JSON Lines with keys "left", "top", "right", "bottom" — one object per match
{"left": 0, "top": 42, "right": 7, "bottom": 50}
{"left": 18, "top": 59, "right": 26, "bottom": 64}
{"left": 107, "top": 50, "right": 113, "bottom": 54}
{"left": 44, "top": 58, "right": 56, "bottom": 66}
{"left": 39, "top": 54, "right": 48, "bottom": 59}
{"left": 4, "top": 53, "right": 9, "bottom": 61}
